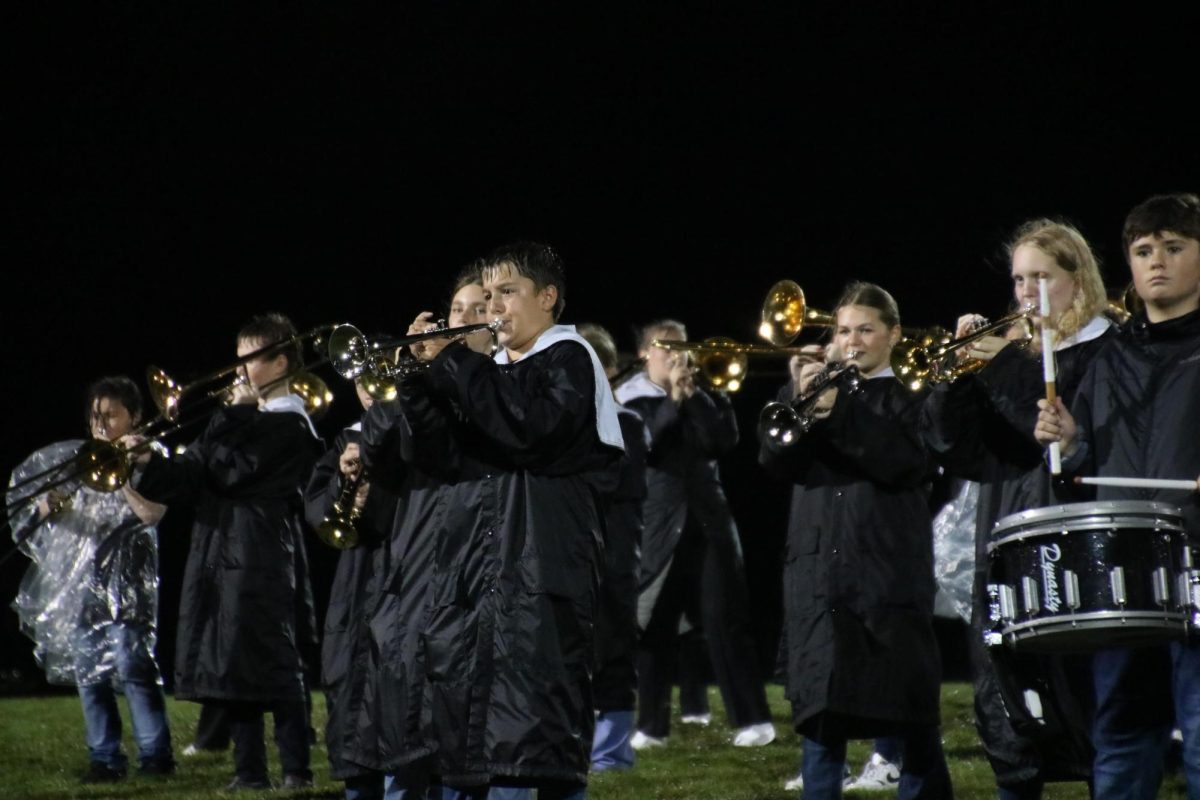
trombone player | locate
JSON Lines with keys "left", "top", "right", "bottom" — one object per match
{"left": 7, "top": 376, "right": 175, "bottom": 783}
{"left": 127, "top": 312, "right": 323, "bottom": 792}
{"left": 617, "top": 319, "right": 776, "bottom": 751}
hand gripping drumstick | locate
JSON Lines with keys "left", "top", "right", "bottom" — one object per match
{"left": 1039, "top": 278, "right": 1062, "bottom": 475}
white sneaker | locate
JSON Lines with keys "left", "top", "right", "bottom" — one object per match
{"left": 784, "top": 764, "right": 852, "bottom": 792}
{"left": 181, "top": 744, "right": 199, "bottom": 757}
{"left": 630, "top": 730, "right": 667, "bottom": 750}
{"left": 680, "top": 713, "right": 712, "bottom": 726}
{"left": 732, "top": 722, "right": 776, "bottom": 747}
{"left": 845, "top": 752, "right": 901, "bottom": 791}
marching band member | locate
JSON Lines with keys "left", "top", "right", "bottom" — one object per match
{"left": 352, "top": 266, "right": 495, "bottom": 800}
{"left": 760, "top": 282, "right": 951, "bottom": 800}
{"left": 131, "top": 313, "right": 322, "bottom": 792}
{"left": 1036, "top": 194, "right": 1200, "bottom": 799}
{"left": 369, "top": 243, "right": 623, "bottom": 799}
{"left": 7, "top": 376, "right": 174, "bottom": 783}
{"left": 921, "top": 219, "right": 1114, "bottom": 798}
{"left": 577, "top": 322, "right": 649, "bottom": 772}
{"left": 616, "top": 319, "right": 775, "bottom": 751}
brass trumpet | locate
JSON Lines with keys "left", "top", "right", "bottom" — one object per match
{"left": 315, "top": 467, "right": 367, "bottom": 550}
{"left": 758, "top": 362, "right": 861, "bottom": 447}
{"left": 891, "top": 307, "right": 1034, "bottom": 392}
{"left": 328, "top": 320, "right": 503, "bottom": 401}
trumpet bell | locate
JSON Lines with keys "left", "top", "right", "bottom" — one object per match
{"left": 360, "top": 359, "right": 398, "bottom": 402}
{"left": 77, "top": 440, "right": 130, "bottom": 493}
{"left": 329, "top": 324, "right": 370, "bottom": 380}
{"left": 315, "top": 513, "right": 359, "bottom": 550}
{"left": 759, "top": 280, "right": 836, "bottom": 347}
{"left": 758, "top": 401, "right": 803, "bottom": 446}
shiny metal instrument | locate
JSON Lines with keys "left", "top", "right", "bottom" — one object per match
{"left": 891, "top": 307, "right": 1034, "bottom": 391}
{"left": 328, "top": 320, "right": 503, "bottom": 401}
{"left": 315, "top": 467, "right": 367, "bottom": 550}
{"left": 758, "top": 280, "right": 837, "bottom": 346}
{"left": 758, "top": 362, "right": 861, "bottom": 447}
{"left": 651, "top": 337, "right": 823, "bottom": 393}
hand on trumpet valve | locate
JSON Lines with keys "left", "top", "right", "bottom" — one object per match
{"left": 353, "top": 480, "right": 371, "bottom": 512}
{"left": 952, "top": 313, "right": 1009, "bottom": 363}
{"left": 788, "top": 344, "right": 826, "bottom": 392}
{"left": 1034, "top": 397, "right": 1078, "bottom": 457}
{"left": 338, "top": 443, "right": 364, "bottom": 482}
{"left": 408, "top": 311, "right": 441, "bottom": 361}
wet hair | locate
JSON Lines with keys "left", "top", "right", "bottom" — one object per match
{"left": 833, "top": 282, "right": 901, "bottom": 329}
{"left": 237, "top": 312, "right": 302, "bottom": 371}
{"left": 1122, "top": 193, "right": 1200, "bottom": 254}
{"left": 577, "top": 323, "right": 618, "bottom": 371}
{"left": 85, "top": 375, "right": 143, "bottom": 429}
{"left": 637, "top": 318, "right": 688, "bottom": 352}
{"left": 479, "top": 241, "right": 567, "bottom": 320}
{"left": 1006, "top": 219, "right": 1106, "bottom": 346}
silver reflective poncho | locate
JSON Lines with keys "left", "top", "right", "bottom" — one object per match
{"left": 7, "top": 440, "right": 161, "bottom": 687}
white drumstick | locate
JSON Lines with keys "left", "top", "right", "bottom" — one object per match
{"left": 1074, "top": 476, "right": 1200, "bottom": 492}
{"left": 1038, "top": 278, "right": 1061, "bottom": 474}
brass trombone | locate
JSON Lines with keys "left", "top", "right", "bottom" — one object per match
{"left": 147, "top": 325, "right": 336, "bottom": 422}
{"left": 891, "top": 307, "right": 1034, "bottom": 392}
{"left": 329, "top": 320, "right": 503, "bottom": 401}
{"left": 651, "top": 338, "right": 819, "bottom": 393}
{"left": 758, "top": 280, "right": 837, "bottom": 346}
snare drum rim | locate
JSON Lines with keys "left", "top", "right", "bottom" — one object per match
{"left": 989, "top": 501, "right": 1185, "bottom": 553}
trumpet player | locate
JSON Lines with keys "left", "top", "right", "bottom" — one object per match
{"left": 759, "top": 282, "right": 951, "bottom": 800}
{"left": 616, "top": 319, "right": 775, "bottom": 751}
{"left": 921, "top": 220, "right": 1113, "bottom": 799}
{"left": 359, "top": 245, "right": 624, "bottom": 799}
{"left": 303, "top": 375, "right": 397, "bottom": 800}
{"left": 7, "top": 376, "right": 174, "bottom": 783}
{"left": 129, "top": 312, "right": 322, "bottom": 792}
{"left": 345, "top": 265, "right": 498, "bottom": 799}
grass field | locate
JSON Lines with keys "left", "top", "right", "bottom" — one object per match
{"left": 0, "top": 683, "right": 1187, "bottom": 799}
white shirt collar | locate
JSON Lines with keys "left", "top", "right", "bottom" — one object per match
{"left": 261, "top": 393, "right": 318, "bottom": 438}
{"left": 614, "top": 371, "right": 666, "bottom": 403}
{"left": 1055, "top": 314, "right": 1111, "bottom": 351}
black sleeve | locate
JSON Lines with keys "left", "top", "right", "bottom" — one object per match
{"left": 304, "top": 429, "right": 350, "bottom": 530}
{"left": 425, "top": 340, "right": 597, "bottom": 465}
{"left": 808, "top": 383, "right": 932, "bottom": 489}
{"left": 680, "top": 389, "right": 738, "bottom": 456}
{"left": 918, "top": 378, "right": 989, "bottom": 481}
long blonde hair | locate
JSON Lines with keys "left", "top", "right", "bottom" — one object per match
{"left": 1006, "top": 219, "right": 1106, "bottom": 351}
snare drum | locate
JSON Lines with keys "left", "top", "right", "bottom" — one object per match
{"left": 984, "top": 500, "right": 1193, "bottom": 652}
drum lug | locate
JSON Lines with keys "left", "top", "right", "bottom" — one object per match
{"left": 1064, "top": 569, "right": 1080, "bottom": 610}
{"left": 1022, "top": 577, "right": 1040, "bottom": 615}
{"left": 1110, "top": 566, "right": 1127, "bottom": 608}
{"left": 1154, "top": 567, "right": 1172, "bottom": 607}
{"left": 999, "top": 585, "right": 1017, "bottom": 623}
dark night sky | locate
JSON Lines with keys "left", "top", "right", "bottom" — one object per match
{"left": 3, "top": 7, "right": 1195, "bottom": 684}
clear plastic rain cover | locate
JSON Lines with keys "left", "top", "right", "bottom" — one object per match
{"left": 7, "top": 440, "right": 161, "bottom": 687}
{"left": 932, "top": 479, "right": 978, "bottom": 622}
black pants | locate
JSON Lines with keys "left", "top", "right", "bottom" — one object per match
{"left": 637, "top": 522, "right": 770, "bottom": 737}
{"left": 193, "top": 702, "right": 231, "bottom": 750}
{"left": 226, "top": 698, "right": 312, "bottom": 782}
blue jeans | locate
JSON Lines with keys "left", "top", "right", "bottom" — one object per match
{"left": 75, "top": 623, "right": 172, "bottom": 769}
{"left": 802, "top": 729, "right": 951, "bottom": 800}
{"left": 1092, "top": 643, "right": 1200, "bottom": 800}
